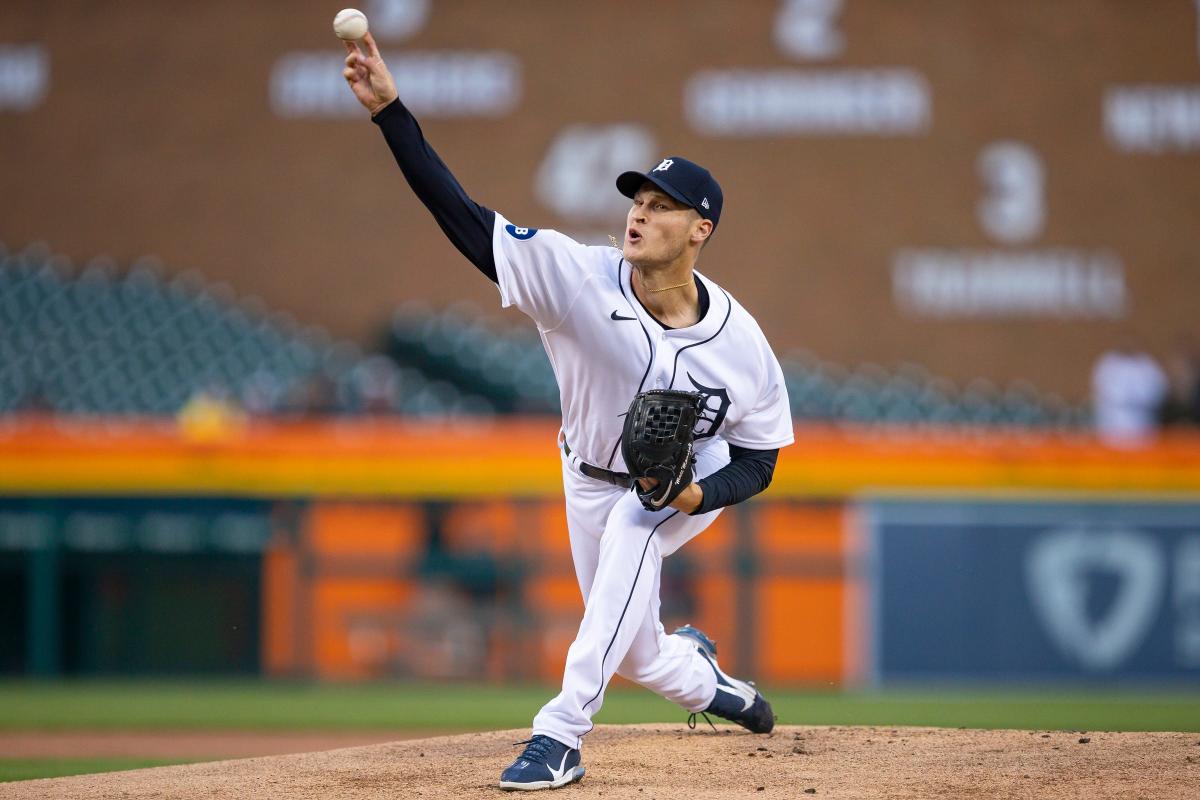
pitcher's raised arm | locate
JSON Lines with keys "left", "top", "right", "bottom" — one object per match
{"left": 343, "top": 33, "right": 497, "bottom": 281}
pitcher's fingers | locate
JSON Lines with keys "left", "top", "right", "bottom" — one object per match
{"left": 363, "top": 31, "right": 381, "bottom": 59}
{"left": 344, "top": 51, "right": 359, "bottom": 69}
{"left": 343, "top": 40, "right": 358, "bottom": 56}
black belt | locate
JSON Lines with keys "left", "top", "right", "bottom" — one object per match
{"left": 562, "top": 440, "right": 634, "bottom": 488}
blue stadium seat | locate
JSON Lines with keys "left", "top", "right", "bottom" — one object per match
{"left": 0, "top": 244, "right": 494, "bottom": 417}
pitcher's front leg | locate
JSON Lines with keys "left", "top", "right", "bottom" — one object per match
{"left": 531, "top": 495, "right": 677, "bottom": 748}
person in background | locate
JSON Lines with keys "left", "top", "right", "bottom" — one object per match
{"left": 1090, "top": 333, "right": 1169, "bottom": 446}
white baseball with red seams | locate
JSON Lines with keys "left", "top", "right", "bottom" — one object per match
{"left": 332, "top": 8, "right": 369, "bottom": 41}
{"left": 489, "top": 213, "right": 793, "bottom": 749}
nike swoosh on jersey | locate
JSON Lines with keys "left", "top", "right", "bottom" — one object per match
{"left": 715, "top": 680, "right": 757, "bottom": 712}
{"left": 547, "top": 749, "right": 571, "bottom": 782}
{"left": 610, "top": 310, "right": 636, "bottom": 321}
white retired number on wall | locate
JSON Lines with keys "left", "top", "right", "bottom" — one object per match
{"left": 977, "top": 142, "right": 1045, "bottom": 245}
{"left": 534, "top": 124, "right": 656, "bottom": 220}
{"left": 774, "top": 0, "right": 845, "bottom": 61}
{"left": 891, "top": 141, "right": 1127, "bottom": 318}
{"left": 686, "top": 0, "right": 930, "bottom": 137}
{"left": 0, "top": 44, "right": 48, "bottom": 112}
{"left": 366, "top": 0, "right": 430, "bottom": 40}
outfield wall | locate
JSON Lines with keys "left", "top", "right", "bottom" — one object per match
{"left": 864, "top": 498, "right": 1200, "bottom": 685}
{"left": 1, "top": 417, "right": 1198, "bottom": 685}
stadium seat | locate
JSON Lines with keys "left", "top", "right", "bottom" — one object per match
{"left": 0, "top": 243, "right": 494, "bottom": 417}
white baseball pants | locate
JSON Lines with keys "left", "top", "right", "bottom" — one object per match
{"left": 532, "top": 440, "right": 730, "bottom": 749}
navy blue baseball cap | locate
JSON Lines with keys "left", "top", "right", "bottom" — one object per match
{"left": 616, "top": 156, "right": 723, "bottom": 230}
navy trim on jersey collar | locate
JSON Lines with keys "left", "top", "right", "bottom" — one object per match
{"left": 610, "top": 258, "right": 657, "bottom": 469}
{"left": 620, "top": 263, "right": 729, "bottom": 341}
{"left": 668, "top": 288, "right": 733, "bottom": 388}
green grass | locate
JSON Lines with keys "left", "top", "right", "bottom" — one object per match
{"left": 3, "top": 680, "right": 1200, "bottom": 733}
{"left": 0, "top": 758, "right": 197, "bottom": 783}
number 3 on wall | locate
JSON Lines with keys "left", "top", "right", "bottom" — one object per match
{"left": 977, "top": 142, "right": 1045, "bottom": 245}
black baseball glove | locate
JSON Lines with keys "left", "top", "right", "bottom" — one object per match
{"left": 621, "top": 389, "right": 703, "bottom": 511}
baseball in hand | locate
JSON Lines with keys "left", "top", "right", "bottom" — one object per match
{"left": 333, "top": 8, "right": 369, "bottom": 41}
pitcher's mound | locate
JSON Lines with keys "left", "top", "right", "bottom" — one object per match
{"left": 6, "top": 724, "right": 1197, "bottom": 799}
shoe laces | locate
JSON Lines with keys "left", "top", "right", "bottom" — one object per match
{"left": 512, "top": 734, "right": 556, "bottom": 763}
{"left": 687, "top": 711, "right": 717, "bottom": 732}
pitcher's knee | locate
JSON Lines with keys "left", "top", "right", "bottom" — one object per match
{"left": 615, "top": 656, "right": 657, "bottom": 686}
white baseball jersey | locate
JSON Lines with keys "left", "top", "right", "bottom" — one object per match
{"left": 491, "top": 213, "right": 794, "bottom": 468}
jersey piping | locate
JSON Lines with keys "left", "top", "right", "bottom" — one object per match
{"left": 608, "top": 258, "right": 656, "bottom": 468}
{"left": 668, "top": 288, "right": 734, "bottom": 389}
{"left": 579, "top": 509, "right": 680, "bottom": 745}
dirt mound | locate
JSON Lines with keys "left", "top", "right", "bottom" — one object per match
{"left": 5, "top": 724, "right": 1197, "bottom": 799}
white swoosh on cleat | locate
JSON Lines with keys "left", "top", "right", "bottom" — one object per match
{"left": 716, "top": 680, "right": 757, "bottom": 712}
{"left": 547, "top": 749, "right": 571, "bottom": 784}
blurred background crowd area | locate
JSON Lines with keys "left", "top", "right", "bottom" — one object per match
{"left": 1, "top": 1, "right": 1199, "bottom": 445}
{"left": 2, "top": 0, "right": 1200, "bottom": 693}
{"left": 2, "top": 235, "right": 1198, "bottom": 445}
{"left": 2, "top": 240, "right": 1112, "bottom": 430}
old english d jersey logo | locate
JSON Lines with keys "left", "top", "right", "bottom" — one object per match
{"left": 505, "top": 224, "right": 538, "bottom": 240}
{"left": 688, "top": 373, "right": 730, "bottom": 439}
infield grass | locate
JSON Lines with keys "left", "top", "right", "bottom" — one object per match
{"left": 3, "top": 680, "right": 1200, "bottom": 733}
{"left": 0, "top": 758, "right": 197, "bottom": 783}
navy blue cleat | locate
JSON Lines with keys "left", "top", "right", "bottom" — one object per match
{"left": 499, "top": 734, "right": 585, "bottom": 791}
{"left": 674, "top": 624, "right": 775, "bottom": 734}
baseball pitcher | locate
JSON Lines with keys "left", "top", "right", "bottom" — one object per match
{"left": 342, "top": 33, "right": 794, "bottom": 791}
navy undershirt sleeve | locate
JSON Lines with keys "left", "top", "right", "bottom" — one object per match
{"left": 372, "top": 98, "right": 498, "bottom": 282}
{"left": 691, "top": 445, "right": 779, "bottom": 515}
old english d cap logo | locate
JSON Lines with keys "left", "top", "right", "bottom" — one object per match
{"left": 615, "top": 155, "right": 724, "bottom": 229}
{"left": 1025, "top": 527, "right": 1165, "bottom": 670}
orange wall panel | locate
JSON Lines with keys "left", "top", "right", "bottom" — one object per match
{"left": 687, "top": 514, "right": 734, "bottom": 563}
{"left": 310, "top": 578, "right": 417, "bottom": 680}
{"left": 691, "top": 574, "right": 738, "bottom": 665}
{"left": 307, "top": 502, "right": 424, "bottom": 560}
{"left": 756, "top": 504, "right": 846, "bottom": 557}
{"left": 534, "top": 501, "right": 573, "bottom": 559}
{"left": 757, "top": 577, "right": 846, "bottom": 684}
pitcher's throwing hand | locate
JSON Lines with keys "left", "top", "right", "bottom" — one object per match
{"left": 342, "top": 32, "right": 396, "bottom": 116}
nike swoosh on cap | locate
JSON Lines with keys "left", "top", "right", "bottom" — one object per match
{"left": 610, "top": 310, "right": 636, "bottom": 321}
